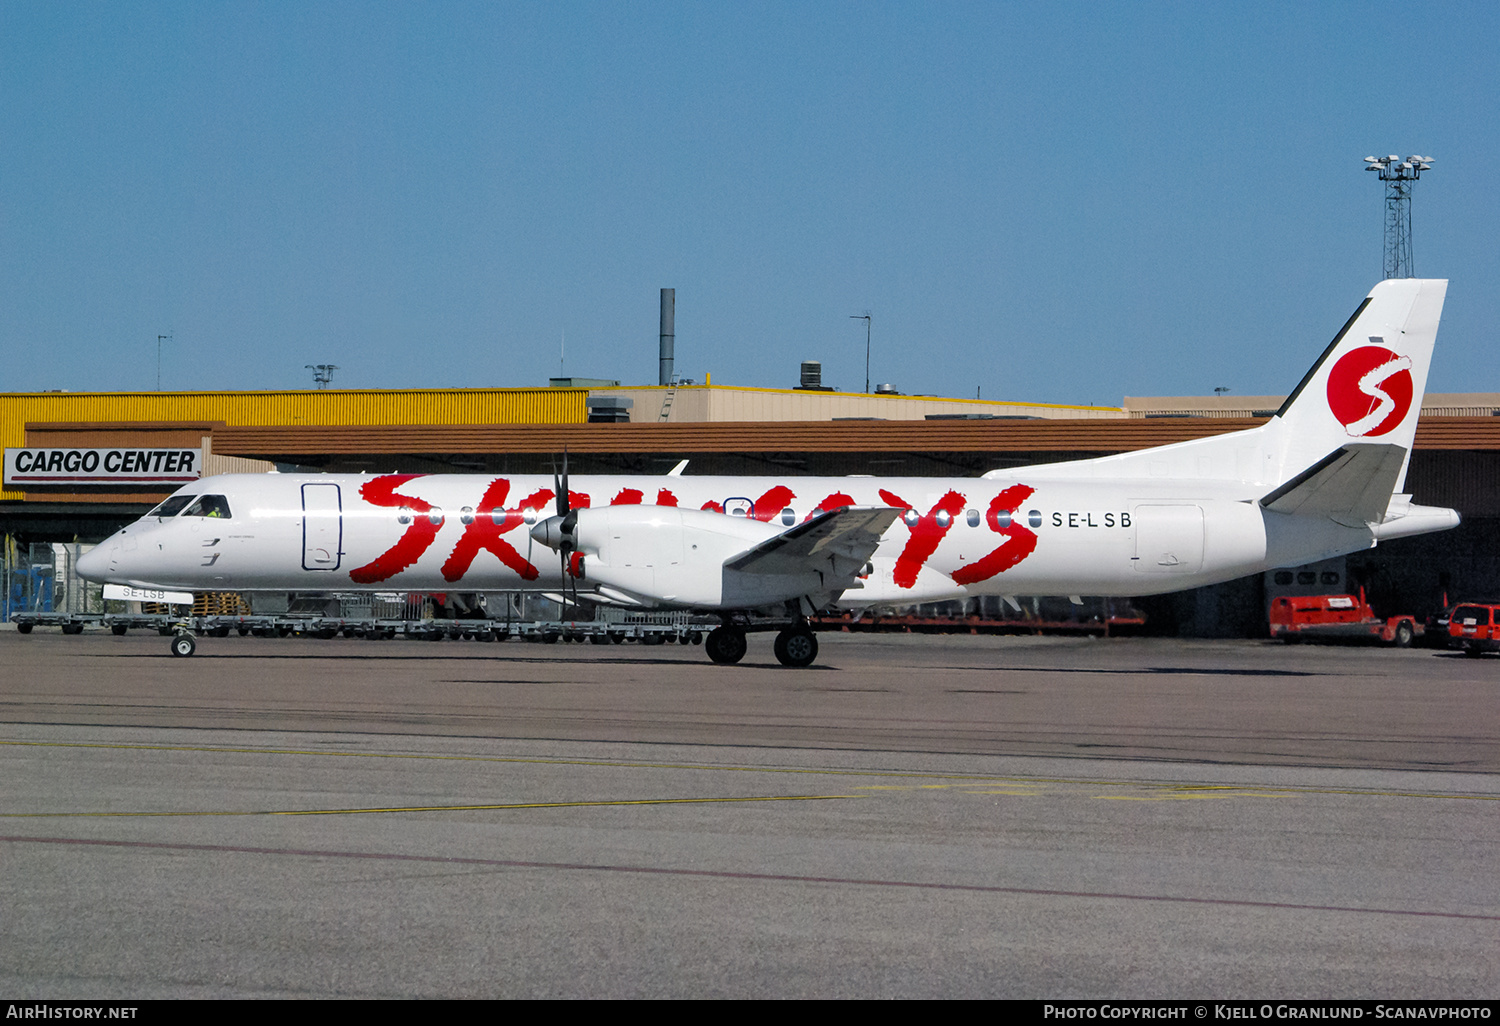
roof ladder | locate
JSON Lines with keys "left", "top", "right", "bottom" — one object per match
{"left": 658, "top": 382, "right": 678, "bottom": 422}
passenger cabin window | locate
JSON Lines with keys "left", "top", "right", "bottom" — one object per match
{"left": 148, "top": 495, "right": 198, "bottom": 519}
{"left": 184, "top": 495, "right": 232, "bottom": 519}
{"left": 780, "top": 507, "right": 796, "bottom": 526}
{"left": 966, "top": 509, "right": 980, "bottom": 527}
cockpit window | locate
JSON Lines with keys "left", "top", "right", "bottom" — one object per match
{"left": 147, "top": 494, "right": 198, "bottom": 519}
{"left": 184, "top": 494, "right": 232, "bottom": 519}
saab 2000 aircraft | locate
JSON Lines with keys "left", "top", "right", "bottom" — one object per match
{"left": 78, "top": 278, "right": 1459, "bottom": 666}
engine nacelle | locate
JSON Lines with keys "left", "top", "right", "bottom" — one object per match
{"left": 530, "top": 505, "right": 841, "bottom": 610}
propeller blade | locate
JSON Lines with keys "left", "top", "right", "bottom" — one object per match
{"left": 551, "top": 450, "right": 569, "bottom": 518}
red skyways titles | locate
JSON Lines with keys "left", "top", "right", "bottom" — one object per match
{"left": 699, "top": 486, "right": 797, "bottom": 520}
{"left": 440, "top": 478, "right": 545, "bottom": 583}
{"left": 878, "top": 484, "right": 1040, "bottom": 589}
{"left": 951, "top": 485, "right": 1038, "bottom": 586}
{"left": 880, "top": 488, "right": 967, "bottom": 589}
{"left": 350, "top": 475, "right": 557, "bottom": 585}
{"left": 346, "top": 475, "right": 1041, "bottom": 589}
{"left": 610, "top": 487, "right": 679, "bottom": 506}
{"left": 805, "top": 492, "right": 856, "bottom": 521}
{"left": 348, "top": 475, "right": 443, "bottom": 584}
{"left": 349, "top": 476, "right": 684, "bottom": 585}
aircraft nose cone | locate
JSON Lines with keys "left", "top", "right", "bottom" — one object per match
{"left": 76, "top": 539, "right": 114, "bottom": 582}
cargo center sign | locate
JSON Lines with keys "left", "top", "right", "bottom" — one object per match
{"left": 4, "top": 447, "right": 202, "bottom": 486}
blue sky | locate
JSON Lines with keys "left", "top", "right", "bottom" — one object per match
{"left": 2, "top": 1, "right": 1495, "bottom": 404}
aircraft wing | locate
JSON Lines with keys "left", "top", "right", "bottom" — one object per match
{"left": 724, "top": 506, "right": 902, "bottom": 578}
{"left": 1259, "top": 443, "right": 1408, "bottom": 525}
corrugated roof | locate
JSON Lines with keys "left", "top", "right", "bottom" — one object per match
{"left": 202, "top": 417, "right": 1500, "bottom": 458}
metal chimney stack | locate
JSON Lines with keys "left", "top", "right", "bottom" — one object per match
{"left": 659, "top": 288, "right": 675, "bottom": 386}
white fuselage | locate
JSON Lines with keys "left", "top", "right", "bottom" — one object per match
{"left": 78, "top": 469, "right": 1367, "bottom": 608}
{"left": 75, "top": 278, "right": 1463, "bottom": 617}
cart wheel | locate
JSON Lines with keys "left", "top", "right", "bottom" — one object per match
{"left": 170, "top": 633, "right": 196, "bottom": 657}
{"left": 1394, "top": 621, "right": 1414, "bottom": 648}
{"left": 111, "top": 624, "right": 129, "bottom": 636}
{"left": 17, "top": 622, "right": 33, "bottom": 634}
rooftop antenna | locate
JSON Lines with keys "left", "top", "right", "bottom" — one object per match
{"left": 306, "top": 364, "right": 339, "bottom": 389}
{"left": 156, "top": 334, "right": 172, "bottom": 391}
{"left": 1363, "top": 154, "right": 1434, "bottom": 278}
{"left": 849, "top": 313, "right": 871, "bottom": 393}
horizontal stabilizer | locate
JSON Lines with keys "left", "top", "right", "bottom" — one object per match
{"left": 1259, "top": 443, "right": 1407, "bottom": 525}
{"left": 725, "top": 506, "right": 901, "bottom": 579}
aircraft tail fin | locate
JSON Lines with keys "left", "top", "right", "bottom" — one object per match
{"left": 1269, "top": 278, "right": 1447, "bottom": 494}
{"left": 985, "top": 279, "right": 1449, "bottom": 524}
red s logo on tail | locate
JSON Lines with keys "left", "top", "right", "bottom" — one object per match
{"left": 1326, "top": 346, "right": 1413, "bottom": 438}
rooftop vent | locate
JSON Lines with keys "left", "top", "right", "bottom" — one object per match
{"left": 796, "top": 360, "right": 833, "bottom": 391}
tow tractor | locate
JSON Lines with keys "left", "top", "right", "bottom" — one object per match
{"left": 1268, "top": 589, "right": 1421, "bottom": 647}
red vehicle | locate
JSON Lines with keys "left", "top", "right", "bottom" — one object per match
{"left": 1447, "top": 602, "right": 1500, "bottom": 657}
{"left": 1269, "top": 589, "right": 1420, "bottom": 647}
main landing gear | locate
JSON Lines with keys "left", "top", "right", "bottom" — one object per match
{"left": 773, "top": 625, "right": 818, "bottom": 668}
{"left": 705, "top": 625, "right": 748, "bottom": 665}
{"left": 704, "top": 623, "right": 820, "bottom": 667}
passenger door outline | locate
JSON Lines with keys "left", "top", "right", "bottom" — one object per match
{"left": 301, "top": 483, "right": 343, "bottom": 571}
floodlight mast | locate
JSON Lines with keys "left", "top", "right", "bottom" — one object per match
{"left": 1363, "top": 154, "right": 1434, "bottom": 279}
{"left": 306, "top": 364, "right": 339, "bottom": 389}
